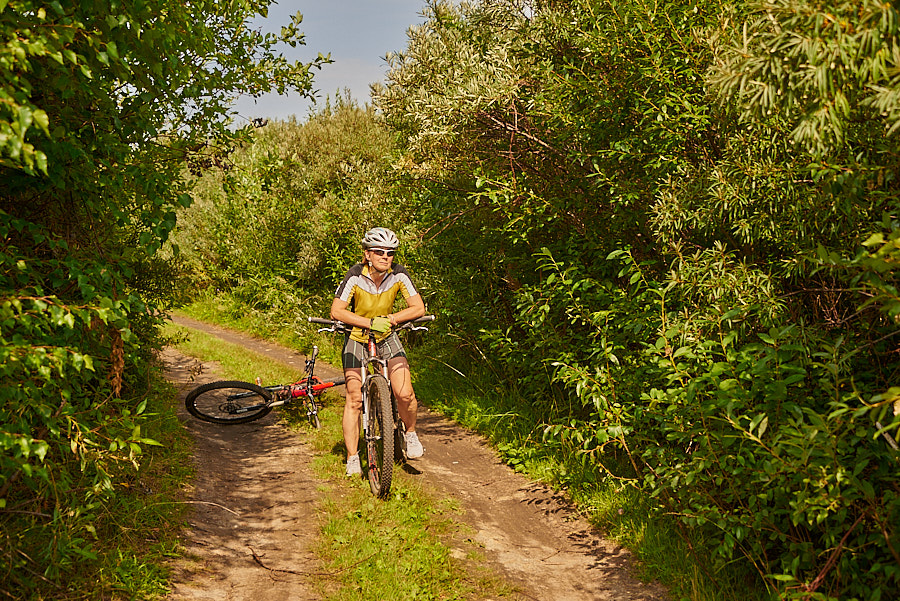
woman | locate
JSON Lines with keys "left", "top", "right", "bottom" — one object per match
{"left": 330, "top": 227, "right": 426, "bottom": 476}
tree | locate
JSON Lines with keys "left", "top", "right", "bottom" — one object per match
{"left": 173, "top": 97, "right": 405, "bottom": 329}
{"left": 376, "top": 0, "right": 900, "bottom": 597}
{"left": 0, "top": 1, "right": 327, "bottom": 594}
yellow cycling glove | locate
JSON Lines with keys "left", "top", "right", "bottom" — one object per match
{"left": 370, "top": 316, "right": 391, "bottom": 333}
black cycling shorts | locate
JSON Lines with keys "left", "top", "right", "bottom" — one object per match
{"left": 342, "top": 331, "right": 407, "bottom": 370}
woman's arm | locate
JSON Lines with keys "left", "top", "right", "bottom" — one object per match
{"left": 330, "top": 297, "right": 373, "bottom": 329}
{"left": 387, "top": 294, "right": 426, "bottom": 326}
{"left": 330, "top": 293, "right": 426, "bottom": 328}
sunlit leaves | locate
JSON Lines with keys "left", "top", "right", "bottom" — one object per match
{"left": 377, "top": 0, "right": 539, "bottom": 174}
{"left": 713, "top": 0, "right": 900, "bottom": 154}
{"left": 1, "top": 0, "right": 328, "bottom": 594}
{"left": 171, "top": 0, "right": 900, "bottom": 598}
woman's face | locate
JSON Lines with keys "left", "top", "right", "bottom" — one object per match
{"left": 365, "top": 247, "right": 395, "bottom": 272}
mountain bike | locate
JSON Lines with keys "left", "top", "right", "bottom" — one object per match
{"left": 184, "top": 345, "right": 343, "bottom": 428}
{"left": 308, "top": 315, "right": 434, "bottom": 498}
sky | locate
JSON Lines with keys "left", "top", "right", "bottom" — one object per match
{"left": 232, "top": 0, "right": 429, "bottom": 124}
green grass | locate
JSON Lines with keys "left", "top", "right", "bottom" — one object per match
{"left": 166, "top": 319, "right": 521, "bottom": 601}
{"left": 315, "top": 479, "right": 484, "bottom": 601}
{"left": 105, "top": 376, "right": 194, "bottom": 599}
{"left": 165, "top": 322, "right": 307, "bottom": 385}
{"left": 173, "top": 291, "right": 343, "bottom": 367}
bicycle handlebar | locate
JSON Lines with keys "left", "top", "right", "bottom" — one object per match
{"left": 308, "top": 315, "right": 435, "bottom": 333}
{"left": 308, "top": 317, "right": 336, "bottom": 325}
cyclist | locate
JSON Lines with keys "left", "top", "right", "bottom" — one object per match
{"left": 330, "top": 227, "right": 427, "bottom": 476}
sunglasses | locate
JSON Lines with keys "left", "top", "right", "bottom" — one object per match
{"left": 369, "top": 248, "right": 396, "bottom": 257}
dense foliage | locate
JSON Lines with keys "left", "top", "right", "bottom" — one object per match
{"left": 178, "top": 0, "right": 900, "bottom": 599}
{"left": 376, "top": 1, "right": 900, "bottom": 598}
{"left": 174, "top": 97, "right": 424, "bottom": 328}
{"left": 0, "top": 0, "right": 324, "bottom": 596}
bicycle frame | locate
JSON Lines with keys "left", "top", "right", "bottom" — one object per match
{"left": 265, "top": 347, "right": 341, "bottom": 406}
{"left": 225, "top": 347, "right": 337, "bottom": 410}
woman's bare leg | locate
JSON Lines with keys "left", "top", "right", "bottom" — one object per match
{"left": 388, "top": 356, "right": 417, "bottom": 432}
{"left": 342, "top": 369, "right": 363, "bottom": 456}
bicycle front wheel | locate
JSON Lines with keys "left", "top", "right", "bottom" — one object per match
{"left": 185, "top": 381, "right": 273, "bottom": 424}
{"left": 365, "top": 374, "right": 394, "bottom": 498}
{"left": 306, "top": 397, "right": 321, "bottom": 429}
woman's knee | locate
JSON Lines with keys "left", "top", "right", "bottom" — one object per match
{"left": 343, "top": 373, "right": 363, "bottom": 411}
{"left": 344, "top": 385, "right": 362, "bottom": 409}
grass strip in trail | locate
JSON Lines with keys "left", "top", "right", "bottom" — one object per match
{"left": 166, "top": 321, "right": 522, "bottom": 601}
{"left": 165, "top": 321, "right": 307, "bottom": 385}
{"left": 172, "top": 292, "right": 342, "bottom": 366}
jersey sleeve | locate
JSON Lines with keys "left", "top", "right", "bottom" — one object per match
{"left": 392, "top": 264, "right": 418, "bottom": 299}
{"left": 334, "top": 264, "right": 363, "bottom": 302}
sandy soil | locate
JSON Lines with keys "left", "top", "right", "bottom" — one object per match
{"left": 163, "top": 316, "right": 670, "bottom": 601}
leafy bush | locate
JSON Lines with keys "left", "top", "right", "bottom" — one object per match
{"left": 0, "top": 212, "right": 163, "bottom": 594}
{"left": 176, "top": 97, "right": 413, "bottom": 296}
{"left": 373, "top": 1, "right": 900, "bottom": 597}
{"left": 1, "top": 0, "right": 326, "bottom": 595}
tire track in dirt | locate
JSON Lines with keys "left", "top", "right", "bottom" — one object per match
{"left": 166, "top": 315, "right": 669, "bottom": 601}
{"left": 162, "top": 348, "right": 322, "bottom": 601}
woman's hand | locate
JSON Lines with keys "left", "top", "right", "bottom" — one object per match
{"left": 371, "top": 316, "right": 391, "bottom": 333}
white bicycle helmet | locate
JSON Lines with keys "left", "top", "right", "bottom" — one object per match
{"left": 361, "top": 227, "right": 399, "bottom": 249}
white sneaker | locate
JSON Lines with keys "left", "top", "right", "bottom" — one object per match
{"left": 345, "top": 454, "right": 361, "bottom": 476}
{"left": 404, "top": 431, "right": 424, "bottom": 459}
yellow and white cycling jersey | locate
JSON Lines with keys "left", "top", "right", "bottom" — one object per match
{"left": 334, "top": 262, "right": 419, "bottom": 343}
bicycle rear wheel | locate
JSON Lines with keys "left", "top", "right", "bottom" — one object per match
{"left": 365, "top": 374, "right": 394, "bottom": 498}
{"left": 185, "top": 381, "right": 273, "bottom": 424}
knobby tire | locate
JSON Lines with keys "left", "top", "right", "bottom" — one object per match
{"left": 185, "top": 380, "right": 273, "bottom": 424}
{"left": 366, "top": 374, "right": 394, "bottom": 498}
{"left": 306, "top": 398, "right": 321, "bottom": 429}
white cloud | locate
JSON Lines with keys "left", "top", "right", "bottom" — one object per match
{"left": 232, "top": 0, "right": 426, "bottom": 122}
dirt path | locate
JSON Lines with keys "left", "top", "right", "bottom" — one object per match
{"left": 165, "top": 316, "right": 669, "bottom": 601}
{"left": 163, "top": 348, "right": 322, "bottom": 601}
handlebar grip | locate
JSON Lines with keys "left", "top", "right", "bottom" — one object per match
{"left": 413, "top": 315, "right": 436, "bottom": 324}
{"left": 308, "top": 317, "right": 335, "bottom": 325}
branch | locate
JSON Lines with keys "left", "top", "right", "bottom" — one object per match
{"left": 476, "top": 111, "right": 563, "bottom": 156}
{"left": 802, "top": 512, "right": 865, "bottom": 594}
{"left": 419, "top": 206, "right": 481, "bottom": 243}
{"left": 248, "top": 545, "right": 379, "bottom": 578}
{"left": 147, "top": 500, "right": 240, "bottom": 516}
